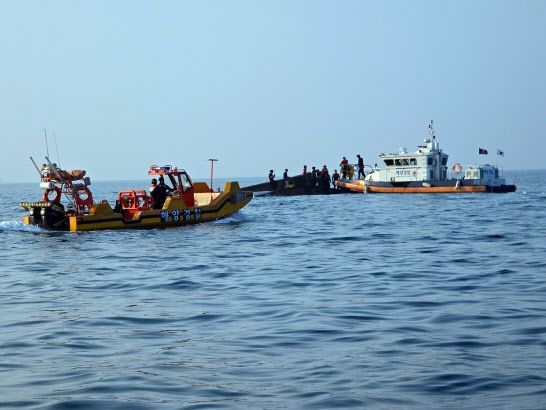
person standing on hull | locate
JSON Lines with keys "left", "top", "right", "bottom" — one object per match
{"left": 302, "top": 165, "right": 308, "bottom": 187}
{"left": 340, "top": 156, "right": 349, "bottom": 178}
{"left": 356, "top": 154, "right": 365, "bottom": 179}
{"left": 283, "top": 168, "right": 289, "bottom": 187}
{"left": 332, "top": 169, "right": 340, "bottom": 189}
{"left": 151, "top": 176, "right": 173, "bottom": 209}
{"left": 268, "top": 170, "right": 276, "bottom": 190}
{"left": 321, "top": 165, "right": 331, "bottom": 193}
{"left": 310, "top": 166, "right": 317, "bottom": 189}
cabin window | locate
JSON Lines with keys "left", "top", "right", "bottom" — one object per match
{"left": 427, "top": 157, "right": 433, "bottom": 165}
{"left": 402, "top": 159, "right": 409, "bottom": 166}
{"left": 384, "top": 159, "right": 394, "bottom": 166}
{"left": 441, "top": 157, "right": 448, "bottom": 165}
{"left": 180, "top": 173, "right": 192, "bottom": 191}
{"left": 395, "top": 159, "right": 402, "bottom": 166}
{"left": 409, "top": 158, "right": 417, "bottom": 165}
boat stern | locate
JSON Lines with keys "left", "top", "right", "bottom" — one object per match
{"left": 20, "top": 201, "right": 69, "bottom": 230}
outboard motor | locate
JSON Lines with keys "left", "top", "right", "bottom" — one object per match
{"left": 40, "top": 203, "right": 69, "bottom": 230}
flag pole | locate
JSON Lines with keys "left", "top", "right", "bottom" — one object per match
{"left": 208, "top": 158, "right": 218, "bottom": 201}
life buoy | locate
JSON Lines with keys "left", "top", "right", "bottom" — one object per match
{"left": 43, "top": 186, "right": 61, "bottom": 203}
{"left": 73, "top": 185, "right": 93, "bottom": 208}
{"left": 452, "top": 163, "right": 463, "bottom": 174}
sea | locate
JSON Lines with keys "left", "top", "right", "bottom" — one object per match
{"left": 0, "top": 170, "right": 545, "bottom": 409}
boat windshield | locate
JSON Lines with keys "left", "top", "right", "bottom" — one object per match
{"left": 181, "top": 172, "right": 192, "bottom": 191}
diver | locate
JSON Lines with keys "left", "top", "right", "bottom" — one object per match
{"left": 268, "top": 170, "right": 276, "bottom": 190}
{"left": 310, "top": 166, "right": 317, "bottom": 188}
{"left": 151, "top": 176, "right": 173, "bottom": 209}
{"left": 321, "top": 165, "right": 331, "bottom": 193}
{"left": 332, "top": 169, "right": 340, "bottom": 189}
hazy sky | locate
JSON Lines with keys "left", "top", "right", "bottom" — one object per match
{"left": 1, "top": 0, "right": 545, "bottom": 183}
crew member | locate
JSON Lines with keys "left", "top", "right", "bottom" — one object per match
{"left": 149, "top": 178, "right": 157, "bottom": 193}
{"left": 283, "top": 169, "right": 289, "bottom": 187}
{"left": 151, "top": 176, "right": 172, "bottom": 209}
{"left": 357, "top": 154, "right": 365, "bottom": 179}
{"left": 340, "top": 156, "right": 349, "bottom": 178}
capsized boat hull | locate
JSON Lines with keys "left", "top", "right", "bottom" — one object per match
{"left": 336, "top": 179, "right": 516, "bottom": 194}
{"left": 21, "top": 182, "right": 253, "bottom": 231}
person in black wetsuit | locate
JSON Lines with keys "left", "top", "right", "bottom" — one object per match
{"left": 356, "top": 154, "right": 365, "bottom": 179}
{"left": 310, "top": 166, "right": 317, "bottom": 189}
{"left": 268, "top": 170, "right": 276, "bottom": 190}
{"left": 151, "top": 176, "right": 173, "bottom": 209}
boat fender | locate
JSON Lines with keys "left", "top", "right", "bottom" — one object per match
{"left": 43, "top": 186, "right": 62, "bottom": 203}
{"left": 73, "top": 185, "right": 94, "bottom": 208}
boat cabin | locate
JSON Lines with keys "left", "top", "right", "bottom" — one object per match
{"left": 366, "top": 122, "right": 448, "bottom": 183}
{"left": 116, "top": 165, "right": 197, "bottom": 217}
{"left": 464, "top": 164, "right": 506, "bottom": 187}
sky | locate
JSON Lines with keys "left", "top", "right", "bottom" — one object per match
{"left": 1, "top": 0, "right": 545, "bottom": 183}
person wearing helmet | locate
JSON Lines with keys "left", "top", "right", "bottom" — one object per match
{"left": 149, "top": 178, "right": 157, "bottom": 193}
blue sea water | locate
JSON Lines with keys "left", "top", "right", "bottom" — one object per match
{"left": 0, "top": 171, "right": 545, "bottom": 409}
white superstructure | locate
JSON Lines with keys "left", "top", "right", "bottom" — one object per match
{"left": 463, "top": 164, "right": 507, "bottom": 187}
{"left": 366, "top": 121, "right": 448, "bottom": 183}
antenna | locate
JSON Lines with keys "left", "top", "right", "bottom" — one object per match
{"left": 29, "top": 156, "right": 42, "bottom": 177}
{"left": 43, "top": 129, "right": 50, "bottom": 158}
{"left": 53, "top": 130, "right": 61, "bottom": 168}
{"left": 428, "top": 120, "right": 436, "bottom": 149}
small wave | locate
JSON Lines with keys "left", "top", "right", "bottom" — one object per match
{"left": 0, "top": 220, "right": 43, "bottom": 233}
{"left": 214, "top": 213, "right": 251, "bottom": 225}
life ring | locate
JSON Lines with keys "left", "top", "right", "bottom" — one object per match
{"left": 43, "top": 186, "right": 61, "bottom": 203}
{"left": 73, "top": 185, "right": 93, "bottom": 208}
{"left": 452, "top": 163, "right": 463, "bottom": 174}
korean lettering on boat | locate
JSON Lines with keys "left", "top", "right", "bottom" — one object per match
{"left": 160, "top": 209, "right": 202, "bottom": 223}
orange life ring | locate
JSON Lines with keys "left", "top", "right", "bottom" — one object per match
{"left": 73, "top": 185, "right": 93, "bottom": 208}
{"left": 43, "top": 187, "right": 62, "bottom": 203}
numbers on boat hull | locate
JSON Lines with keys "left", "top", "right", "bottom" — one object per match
{"left": 160, "top": 209, "right": 202, "bottom": 223}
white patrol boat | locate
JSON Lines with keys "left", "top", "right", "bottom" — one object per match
{"left": 336, "top": 121, "right": 516, "bottom": 194}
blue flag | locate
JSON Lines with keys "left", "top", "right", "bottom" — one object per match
{"left": 479, "top": 148, "right": 488, "bottom": 155}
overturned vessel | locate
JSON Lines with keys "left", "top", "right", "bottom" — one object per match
{"left": 336, "top": 122, "right": 516, "bottom": 194}
{"left": 20, "top": 159, "right": 253, "bottom": 231}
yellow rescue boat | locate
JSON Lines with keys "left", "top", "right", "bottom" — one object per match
{"left": 20, "top": 161, "right": 253, "bottom": 231}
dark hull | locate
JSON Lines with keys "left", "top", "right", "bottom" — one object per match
{"left": 243, "top": 174, "right": 344, "bottom": 196}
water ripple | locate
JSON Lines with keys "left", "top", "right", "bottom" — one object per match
{"left": 0, "top": 172, "right": 545, "bottom": 408}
